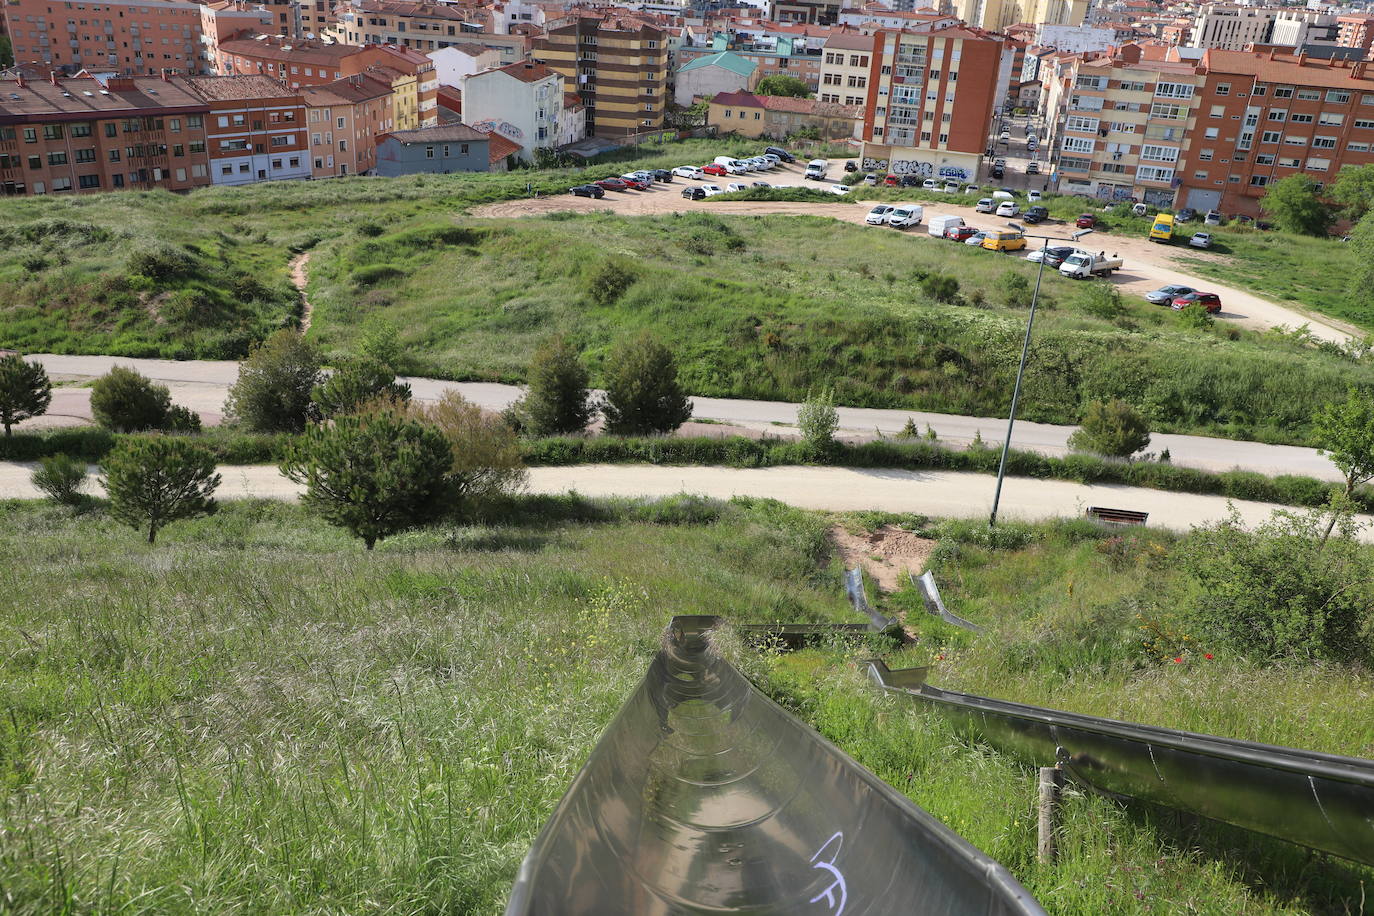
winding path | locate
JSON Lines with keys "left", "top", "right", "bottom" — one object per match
{"left": 289, "top": 251, "right": 313, "bottom": 333}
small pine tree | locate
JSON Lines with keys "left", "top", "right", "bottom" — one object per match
{"left": 31, "top": 454, "right": 88, "bottom": 506}
{"left": 0, "top": 353, "right": 52, "bottom": 436}
{"left": 1068, "top": 399, "right": 1151, "bottom": 458}
{"left": 90, "top": 366, "right": 172, "bottom": 432}
{"left": 310, "top": 356, "right": 412, "bottom": 419}
{"left": 281, "top": 405, "right": 452, "bottom": 549}
{"left": 797, "top": 387, "right": 839, "bottom": 454}
{"left": 600, "top": 331, "right": 693, "bottom": 436}
{"left": 100, "top": 437, "right": 220, "bottom": 543}
{"left": 223, "top": 329, "right": 323, "bottom": 433}
{"left": 521, "top": 334, "right": 594, "bottom": 435}
{"left": 358, "top": 316, "right": 403, "bottom": 370}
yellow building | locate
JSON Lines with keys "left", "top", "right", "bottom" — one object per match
{"left": 954, "top": 0, "right": 1088, "bottom": 31}
{"left": 534, "top": 12, "right": 669, "bottom": 139}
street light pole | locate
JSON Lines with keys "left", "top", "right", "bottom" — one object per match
{"left": 988, "top": 224, "right": 1095, "bottom": 527}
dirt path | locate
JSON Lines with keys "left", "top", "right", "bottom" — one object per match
{"left": 471, "top": 163, "right": 1352, "bottom": 343}
{"left": 830, "top": 524, "right": 936, "bottom": 594}
{"left": 290, "top": 251, "right": 313, "bottom": 333}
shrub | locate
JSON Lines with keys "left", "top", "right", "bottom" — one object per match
{"left": 0, "top": 427, "right": 115, "bottom": 462}
{"left": 31, "top": 454, "right": 88, "bottom": 506}
{"left": 311, "top": 356, "right": 412, "bottom": 419}
{"left": 1179, "top": 509, "right": 1373, "bottom": 664}
{"left": 583, "top": 257, "right": 638, "bottom": 306}
{"left": 1176, "top": 302, "right": 1214, "bottom": 329}
{"left": 409, "top": 392, "right": 526, "bottom": 513}
{"left": 996, "top": 271, "right": 1031, "bottom": 309}
{"left": 921, "top": 273, "right": 960, "bottom": 304}
{"left": 223, "top": 329, "right": 324, "bottom": 433}
{"left": 126, "top": 245, "right": 196, "bottom": 282}
{"left": 100, "top": 437, "right": 220, "bottom": 544}
{"left": 90, "top": 366, "right": 172, "bottom": 432}
{"left": 1068, "top": 398, "right": 1151, "bottom": 458}
{"left": 0, "top": 353, "right": 52, "bottom": 436}
{"left": 1079, "top": 283, "right": 1124, "bottom": 320}
{"left": 281, "top": 405, "right": 452, "bottom": 550}
{"left": 164, "top": 404, "right": 202, "bottom": 433}
{"left": 797, "top": 387, "right": 839, "bottom": 454}
{"left": 600, "top": 331, "right": 693, "bottom": 436}
{"left": 358, "top": 316, "right": 403, "bottom": 370}
{"left": 519, "top": 334, "right": 594, "bottom": 435}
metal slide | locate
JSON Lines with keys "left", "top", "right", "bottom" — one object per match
{"left": 867, "top": 660, "right": 1374, "bottom": 867}
{"left": 508, "top": 616, "right": 1047, "bottom": 916}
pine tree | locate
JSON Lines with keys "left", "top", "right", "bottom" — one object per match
{"left": 0, "top": 353, "right": 52, "bottom": 436}
{"left": 600, "top": 331, "right": 693, "bottom": 436}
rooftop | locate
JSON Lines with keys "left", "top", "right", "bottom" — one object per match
{"left": 487, "top": 130, "right": 520, "bottom": 164}
{"left": 350, "top": 0, "right": 470, "bottom": 20}
{"left": 0, "top": 75, "right": 207, "bottom": 119}
{"left": 301, "top": 72, "right": 393, "bottom": 104}
{"left": 384, "top": 123, "right": 488, "bottom": 142}
{"left": 485, "top": 60, "right": 558, "bottom": 82}
{"left": 677, "top": 51, "right": 757, "bottom": 76}
{"left": 710, "top": 90, "right": 861, "bottom": 118}
{"left": 182, "top": 74, "right": 301, "bottom": 101}
{"left": 1203, "top": 47, "right": 1374, "bottom": 88}
{"left": 219, "top": 35, "right": 365, "bottom": 64}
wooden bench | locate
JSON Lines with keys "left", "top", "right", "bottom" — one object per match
{"left": 1085, "top": 506, "right": 1148, "bottom": 527}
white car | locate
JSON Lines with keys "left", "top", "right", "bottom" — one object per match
{"left": 673, "top": 165, "right": 703, "bottom": 179}
{"left": 922, "top": 178, "right": 938, "bottom": 189}
{"left": 1189, "top": 231, "right": 1213, "bottom": 249}
{"left": 1027, "top": 190, "right": 1042, "bottom": 202}
{"left": 829, "top": 184, "right": 851, "bottom": 195}
{"left": 701, "top": 184, "right": 724, "bottom": 196}
{"left": 866, "top": 204, "right": 897, "bottom": 225}
{"left": 943, "top": 182, "right": 960, "bottom": 193}
{"left": 964, "top": 231, "right": 990, "bottom": 246}
{"left": 748, "top": 156, "right": 771, "bottom": 170}
{"left": 726, "top": 182, "right": 748, "bottom": 193}
{"left": 761, "top": 153, "right": 781, "bottom": 167}
{"left": 996, "top": 201, "right": 1020, "bottom": 217}
{"left": 723, "top": 162, "right": 749, "bottom": 175}
{"left": 975, "top": 197, "right": 995, "bottom": 213}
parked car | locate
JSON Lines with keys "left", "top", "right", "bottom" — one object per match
{"left": 1025, "top": 245, "right": 1075, "bottom": 267}
{"left": 919, "top": 178, "right": 935, "bottom": 189}
{"left": 1176, "top": 207, "right": 1197, "bottom": 222}
{"left": 726, "top": 182, "right": 748, "bottom": 193}
{"left": 1171, "top": 291, "right": 1222, "bottom": 313}
{"left": 964, "top": 230, "right": 991, "bottom": 246}
{"left": 976, "top": 197, "right": 995, "bottom": 213}
{"left": 994, "top": 157, "right": 1007, "bottom": 167}
{"left": 845, "top": 160, "right": 859, "bottom": 172}
{"left": 761, "top": 154, "right": 781, "bottom": 167}
{"left": 1145, "top": 284, "right": 1195, "bottom": 305}
{"left": 829, "top": 184, "right": 852, "bottom": 195}
{"left": 945, "top": 225, "right": 979, "bottom": 242}
{"left": 996, "top": 201, "right": 1020, "bottom": 217}
{"left": 751, "top": 181, "right": 771, "bottom": 188}
{"left": 862, "top": 173, "right": 879, "bottom": 186}
{"left": 1027, "top": 189, "right": 1042, "bottom": 202}
{"left": 1075, "top": 213, "right": 1097, "bottom": 229}
{"left": 1060, "top": 251, "right": 1122, "bottom": 278}
{"left": 982, "top": 229, "right": 1027, "bottom": 252}
{"left": 702, "top": 164, "right": 729, "bottom": 177}
{"left": 701, "top": 184, "right": 724, "bottom": 196}
{"left": 681, "top": 186, "right": 706, "bottom": 200}
{"left": 569, "top": 184, "right": 604, "bottom": 198}
{"left": 595, "top": 178, "right": 629, "bottom": 191}
{"left": 990, "top": 165, "right": 1005, "bottom": 179}
{"left": 866, "top": 204, "right": 897, "bottom": 225}
{"left": 1189, "top": 231, "right": 1213, "bottom": 249}
{"left": 992, "top": 190, "right": 1014, "bottom": 200}
{"left": 928, "top": 214, "right": 963, "bottom": 237}
{"left": 1204, "top": 210, "right": 1223, "bottom": 225}
{"left": 1026, "top": 161, "right": 1040, "bottom": 175}
{"left": 899, "top": 175, "right": 922, "bottom": 188}
{"left": 619, "top": 174, "right": 652, "bottom": 190}
{"left": 805, "top": 159, "right": 829, "bottom": 180}
{"left": 652, "top": 169, "right": 673, "bottom": 182}
{"left": 943, "top": 181, "right": 960, "bottom": 193}
{"left": 1023, "top": 205, "right": 1049, "bottom": 224}
{"left": 884, "top": 174, "right": 900, "bottom": 187}
{"left": 765, "top": 146, "right": 795, "bottom": 163}
{"left": 628, "top": 169, "right": 654, "bottom": 181}
{"left": 673, "top": 165, "right": 704, "bottom": 179}
{"left": 888, "top": 205, "right": 924, "bottom": 229}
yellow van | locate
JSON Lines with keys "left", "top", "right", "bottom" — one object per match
{"left": 981, "top": 230, "right": 1027, "bottom": 252}
{"left": 1149, "top": 213, "right": 1175, "bottom": 242}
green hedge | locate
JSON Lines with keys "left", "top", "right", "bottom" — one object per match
{"left": 0, "top": 428, "right": 292, "bottom": 464}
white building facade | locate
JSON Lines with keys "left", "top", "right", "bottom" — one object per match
{"left": 461, "top": 61, "right": 564, "bottom": 161}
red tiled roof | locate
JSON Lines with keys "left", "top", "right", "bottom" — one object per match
{"left": 490, "top": 61, "right": 556, "bottom": 82}
{"left": 183, "top": 75, "right": 301, "bottom": 101}
{"left": 1202, "top": 48, "right": 1374, "bottom": 89}
{"left": 710, "top": 90, "right": 860, "bottom": 118}
{"left": 486, "top": 130, "right": 521, "bottom": 163}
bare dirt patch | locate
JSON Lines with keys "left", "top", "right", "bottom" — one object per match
{"left": 829, "top": 524, "right": 935, "bottom": 594}
{"left": 290, "top": 251, "right": 313, "bottom": 333}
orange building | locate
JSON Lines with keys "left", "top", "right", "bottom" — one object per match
{"left": 0, "top": 72, "right": 210, "bottom": 196}
{"left": 1337, "top": 15, "right": 1374, "bottom": 52}
{"left": 4, "top": 0, "right": 203, "bottom": 76}
{"left": 215, "top": 35, "right": 368, "bottom": 87}
{"left": 300, "top": 72, "right": 393, "bottom": 177}
{"left": 182, "top": 75, "right": 309, "bottom": 184}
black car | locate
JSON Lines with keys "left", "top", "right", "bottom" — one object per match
{"left": 1023, "top": 205, "right": 1049, "bottom": 224}
{"left": 1038, "top": 246, "right": 1076, "bottom": 268}
{"left": 681, "top": 186, "right": 706, "bottom": 200}
{"left": 899, "top": 175, "right": 922, "bottom": 188}
{"left": 765, "top": 146, "right": 795, "bottom": 163}
{"left": 990, "top": 165, "right": 1004, "bottom": 179}
{"left": 751, "top": 181, "right": 771, "bottom": 188}
{"left": 1176, "top": 207, "right": 1197, "bottom": 222}
{"left": 652, "top": 169, "right": 673, "bottom": 182}
{"left": 569, "top": 184, "right": 604, "bottom": 198}
{"left": 844, "top": 160, "right": 859, "bottom": 172}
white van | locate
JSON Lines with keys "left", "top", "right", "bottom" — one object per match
{"left": 713, "top": 155, "right": 749, "bottom": 174}
{"left": 805, "top": 158, "right": 829, "bottom": 180}
{"left": 888, "top": 205, "right": 923, "bottom": 228}
{"left": 927, "top": 214, "right": 964, "bottom": 237}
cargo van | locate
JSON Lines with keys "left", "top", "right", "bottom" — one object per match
{"left": 1149, "top": 213, "right": 1175, "bottom": 242}
{"left": 805, "top": 159, "right": 829, "bottom": 180}
{"left": 927, "top": 214, "right": 964, "bottom": 237}
{"left": 713, "top": 156, "right": 749, "bottom": 174}
{"left": 888, "top": 205, "right": 924, "bottom": 229}
{"left": 981, "top": 230, "right": 1027, "bottom": 252}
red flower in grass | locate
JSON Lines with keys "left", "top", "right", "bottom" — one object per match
{"left": 1172, "top": 656, "right": 1183, "bottom": 664}
{"left": 1204, "top": 653, "right": 1214, "bottom": 660}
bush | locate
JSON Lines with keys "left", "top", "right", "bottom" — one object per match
{"left": 1176, "top": 302, "right": 1214, "bottom": 329}
{"left": 409, "top": 392, "right": 526, "bottom": 513}
{"left": 1068, "top": 398, "right": 1151, "bottom": 458}
{"left": 90, "top": 366, "right": 172, "bottom": 432}
{"left": 126, "top": 245, "right": 197, "bottom": 282}
{"left": 31, "top": 454, "right": 88, "bottom": 506}
{"left": 311, "top": 356, "right": 411, "bottom": 420}
{"left": 0, "top": 353, "right": 52, "bottom": 436}
{"left": 281, "top": 404, "right": 452, "bottom": 550}
{"left": 1079, "top": 284, "right": 1124, "bottom": 320}
{"left": 224, "top": 329, "right": 324, "bottom": 433}
{"left": 921, "top": 273, "right": 960, "bottom": 304}
{"left": 100, "top": 437, "right": 220, "bottom": 544}
{"left": 600, "top": 331, "right": 693, "bottom": 436}
{"left": 164, "top": 404, "right": 202, "bottom": 433}
{"left": 519, "top": 334, "right": 594, "bottom": 435}
{"left": 583, "top": 257, "right": 638, "bottom": 306}
{"left": 996, "top": 271, "right": 1031, "bottom": 309}
{"left": 1179, "top": 509, "right": 1373, "bottom": 664}
{"left": 0, "top": 427, "right": 115, "bottom": 462}
{"left": 797, "top": 387, "right": 839, "bottom": 454}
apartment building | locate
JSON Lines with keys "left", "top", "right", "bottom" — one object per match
{"left": 674, "top": 51, "right": 757, "bottom": 106}
{"left": 4, "top": 0, "right": 202, "bottom": 76}
{"left": 0, "top": 73, "right": 210, "bottom": 196}
{"left": 461, "top": 60, "right": 562, "bottom": 160}
{"left": 1176, "top": 49, "right": 1374, "bottom": 217}
{"left": 182, "top": 74, "right": 309, "bottom": 184}
{"left": 1189, "top": 5, "right": 1275, "bottom": 52}
{"left": 341, "top": 44, "right": 439, "bottom": 128}
{"left": 199, "top": 2, "right": 273, "bottom": 72}
{"left": 534, "top": 12, "right": 668, "bottom": 138}
{"left": 861, "top": 27, "right": 1001, "bottom": 184}
{"left": 818, "top": 32, "right": 877, "bottom": 107}
{"left": 428, "top": 42, "right": 503, "bottom": 86}
{"left": 215, "top": 35, "right": 366, "bottom": 86}
{"left": 300, "top": 72, "right": 393, "bottom": 176}
{"left": 1045, "top": 46, "right": 1203, "bottom": 205}
{"left": 835, "top": 7, "right": 960, "bottom": 31}
{"left": 1337, "top": 15, "right": 1374, "bottom": 53}
{"left": 708, "top": 90, "right": 860, "bottom": 139}
{"left": 953, "top": 0, "right": 1089, "bottom": 33}
{"left": 330, "top": 0, "right": 487, "bottom": 52}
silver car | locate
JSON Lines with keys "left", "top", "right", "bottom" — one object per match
{"left": 1145, "top": 284, "right": 1195, "bottom": 305}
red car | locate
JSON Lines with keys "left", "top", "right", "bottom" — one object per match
{"left": 1171, "top": 291, "right": 1222, "bottom": 313}
{"left": 595, "top": 178, "right": 629, "bottom": 192}
{"left": 883, "top": 174, "right": 899, "bottom": 186}
{"left": 619, "top": 176, "right": 651, "bottom": 190}
{"left": 1075, "top": 213, "right": 1097, "bottom": 229}
{"left": 945, "top": 225, "right": 979, "bottom": 241}
{"left": 702, "top": 164, "right": 729, "bottom": 177}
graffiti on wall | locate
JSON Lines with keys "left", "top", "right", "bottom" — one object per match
{"left": 860, "top": 157, "right": 970, "bottom": 181}
{"left": 471, "top": 119, "right": 525, "bottom": 141}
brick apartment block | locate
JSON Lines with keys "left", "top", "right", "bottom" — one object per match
{"left": 182, "top": 74, "right": 310, "bottom": 184}
{"left": 5, "top": 0, "right": 202, "bottom": 76}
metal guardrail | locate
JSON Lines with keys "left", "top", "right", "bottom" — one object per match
{"left": 913, "top": 571, "right": 981, "bottom": 632}
{"left": 843, "top": 566, "right": 900, "bottom": 633}
{"left": 508, "top": 616, "right": 1047, "bottom": 916}
{"left": 866, "top": 659, "right": 1374, "bottom": 867}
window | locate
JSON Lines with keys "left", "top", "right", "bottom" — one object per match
{"left": 191, "top": 163, "right": 206, "bottom": 177}
{"left": 1327, "top": 90, "right": 1351, "bottom": 104}
{"left": 1284, "top": 136, "right": 1307, "bottom": 146}
{"left": 1155, "top": 82, "right": 1194, "bottom": 100}
{"left": 1255, "top": 153, "right": 1275, "bottom": 165}
{"left": 1136, "top": 165, "right": 1174, "bottom": 183}
{"left": 221, "top": 165, "right": 233, "bottom": 175}
{"left": 1260, "top": 130, "right": 1281, "bottom": 143}
{"left": 337, "top": 117, "right": 345, "bottom": 129}
{"left": 26, "top": 156, "right": 40, "bottom": 170}
{"left": 426, "top": 145, "right": 434, "bottom": 158}
{"left": 220, "top": 139, "right": 248, "bottom": 151}
{"left": 1313, "top": 136, "right": 1337, "bottom": 149}
{"left": 339, "top": 139, "right": 347, "bottom": 151}
{"left": 1062, "top": 135, "right": 1094, "bottom": 153}
{"left": 646, "top": 39, "right": 657, "bottom": 48}
{"left": 1349, "top": 142, "right": 1370, "bottom": 152}
{"left": 1065, "top": 115, "right": 1098, "bottom": 132}
{"left": 51, "top": 177, "right": 72, "bottom": 191}
{"left": 1198, "top": 148, "right": 1213, "bottom": 161}
{"left": 1279, "top": 156, "right": 1300, "bottom": 167}
{"left": 1249, "top": 175, "right": 1269, "bottom": 187}
{"left": 1193, "top": 171, "right": 1208, "bottom": 180}
{"left": 189, "top": 141, "right": 205, "bottom": 153}
{"left": 1204, "top": 127, "right": 1219, "bottom": 139}
{"left": 104, "top": 123, "right": 117, "bottom": 138}
{"left": 1118, "top": 80, "right": 1146, "bottom": 92}
{"left": 1209, "top": 104, "right": 1225, "bottom": 117}
{"left": 188, "top": 115, "right": 202, "bottom": 129}
{"left": 1253, "top": 85, "right": 1268, "bottom": 96}
{"left": 1307, "top": 157, "right": 1331, "bottom": 171}
{"left": 172, "top": 144, "right": 182, "bottom": 156}
{"left": 217, "top": 116, "right": 229, "bottom": 128}
{"left": 1216, "top": 83, "right": 1230, "bottom": 95}
{"left": 1075, "top": 75, "right": 1105, "bottom": 90}
{"left": 1319, "top": 112, "right": 1345, "bottom": 126}
{"left": 1290, "top": 114, "right": 1314, "bottom": 124}
{"left": 70, "top": 122, "right": 91, "bottom": 138}
{"left": 1141, "top": 144, "right": 1179, "bottom": 162}
{"left": 168, "top": 118, "right": 180, "bottom": 131}
{"left": 1296, "top": 89, "right": 1320, "bottom": 101}
{"left": 108, "top": 149, "right": 120, "bottom": 162}
{"left": 47, "top": 151, "right": 68, "bottom": 166}
{"left": 1268, "top": 109, "right": 1287, "bottom": 121}
{"left": 74, "top": 148, "right": 95, "bottom": 163}
{"left": 1273, "top": 86, "right": 1294, "bottom": 99}
{"left": 174, "top": 167, "right": 185, "bottom": 181}
{"left": 1149, "top": 102, "right": 1183, "bottom": 119}
{"left": 1058, "top": 156, "right": 1091, "bottom": 171}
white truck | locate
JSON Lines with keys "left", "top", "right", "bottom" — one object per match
{"left": 805, "top": 158, "right": 829, "bottom": 180}
{"left": 927, "top": 214, "right": 964, "bottom": 237}
{"left": 1059, "top": 250, "right": 1123, "bottom": 279}
{"left": 888, "top": 205, "right": 924, "bottom": 229}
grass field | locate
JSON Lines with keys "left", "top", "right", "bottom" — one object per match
{"left": 2, "top": 498, "right": 1372, "bottom": 914}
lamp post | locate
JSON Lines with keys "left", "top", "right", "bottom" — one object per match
{"left": 988, "top": 223, "right": 1096, "bottom": 527}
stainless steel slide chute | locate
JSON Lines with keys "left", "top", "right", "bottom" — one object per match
{"left": 508, "top": 616, "right": 1046, "bottom": 915}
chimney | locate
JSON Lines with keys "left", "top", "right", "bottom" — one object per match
{"left": 16, "top": 73, "right": 25, "bottom": 88}
{"left": 50, "top": 71, "right": 59, "bottom": 85}
{"left": 1297, "top": 50, "right": 1307, "bottom": 66}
